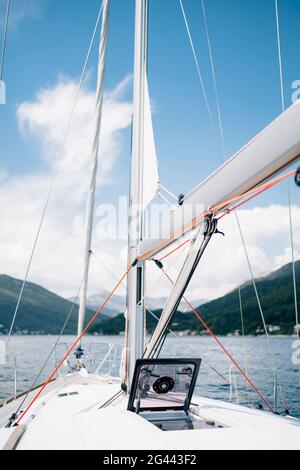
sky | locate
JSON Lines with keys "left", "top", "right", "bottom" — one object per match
{"left": 0, "top": 0, "right": 300, "bottom": 310}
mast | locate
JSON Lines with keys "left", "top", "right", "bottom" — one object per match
{"left": 77, "top": 0, "right": 110, "bottom": 342}
{"left": 126, "top": 0, "right": 148, "bottom": 387}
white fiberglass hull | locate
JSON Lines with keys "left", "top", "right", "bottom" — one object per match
{"left": 1, "top": 370, "right": 300, "bottom": 451}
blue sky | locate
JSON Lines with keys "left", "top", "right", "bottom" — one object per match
{"left": 1, "top": 0, "right": 300, "bottom": 197}
{"left": 0, "top": 0, "right": 300, "bottom": 301}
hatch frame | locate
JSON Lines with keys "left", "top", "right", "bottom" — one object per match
{"left": 128, "top": 358, "right": 202, "bottom": 414}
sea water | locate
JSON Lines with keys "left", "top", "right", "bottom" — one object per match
{"left": 0, "top": 335, "right": 299, "bottom": 418}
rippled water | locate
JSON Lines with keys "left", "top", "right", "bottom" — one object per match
{"left": 0, "top": 335, "right": 299, "bottom": 418}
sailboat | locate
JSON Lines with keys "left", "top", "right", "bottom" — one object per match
{"left": 1, "top": 0, "right": 300, "bottom": 451}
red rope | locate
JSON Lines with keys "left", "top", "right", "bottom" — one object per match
{"left": 159, "top": 239, "right": 191, "bottom": 262}
{"left": 17, "top": 266, "right": 132, "bottom": 425}
{"left": 217, "top": 184, "right": 275, "bottom": 221}
{"left": 17, "top": 169, "right": 295, "bottom": 423}
{"left": 138, "top": 169, "right": 296, "bottom": 261}
{"left": 209, "top": 169, "right": 296, "bottom": 215}
{"left": 162, "top": 269, "right": 275, "bottom": 414}
{"left": 148, "top": 169, "right": 296, "bottom": 263}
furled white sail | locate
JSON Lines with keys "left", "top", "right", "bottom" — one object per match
{"left": 142, "top": 71, "right": 159, "bottom": 209}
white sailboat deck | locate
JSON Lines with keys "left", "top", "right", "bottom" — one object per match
{"left": 1, "top": 0, "right": 300, "bottom": 451}
{"left": 1, "top": 370, "right": 300, "bottom": 450}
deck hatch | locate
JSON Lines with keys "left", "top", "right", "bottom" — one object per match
{"left": 128, "top": 358, "right": 201, "bottom": 414}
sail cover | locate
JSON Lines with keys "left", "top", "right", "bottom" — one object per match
{"left": 138, "top": 100, "right": 300, "bottom": 260}
{"left": 142, "top": 72, "right": 159, "bottom": 209}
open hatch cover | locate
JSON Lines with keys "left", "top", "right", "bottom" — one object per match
{"left": 128, "top": 359, "right": 201, "bottom": 414}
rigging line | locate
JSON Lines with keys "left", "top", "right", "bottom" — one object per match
{"left": 200, "top": 0, "right": 225, "bottom": 159}
{"left": 200, "top": 1, "right": 255, "bottom": 403}
{"left": 200, "top": 1, "right": 289, "bottom": 392}
{"left": 275, "top": 0, "right": 299, "bottom": 343}
{"left": 232, "top": 209, "right": 276, "bottom": 404}
{"left": 158, "top": 183, "right": 179, "bottom": 202}
{"left": 144, "top": 243, "right": 191, "bottom": 305}
{"left": 156, "top": 189, "right": 173, "bottom": 207}
{"left": 200, "top": 1, "right": 253, "bottom": 398}
{"left": 217, "top": 182, "right": 276, "bottom": 220}
{"left": 178, "top": 252, "right": 250, "bottom": 406}
{"left": 150, "top": 260, "right": 252, "bottom": 407}
{"left": 142, "top": 243, "right": 193, "bottom": 358}
{"left": 13, "top": 266, "right": 90, "bottom": 416}
{"left": 90, "top": 250, "right": 128, "bottom": 294}
{"left": 91, "top": 241, "right": 188, "bottom": 298}
{"left": 237, "top": 282, "right": 250, "bottom": 394}
{"left": 179, "top": 0, "right": 217, "bottom": 137}
{"left": 16, "top": 265, "right": 132, "bottom": 425}
{"left": 138, "top": 169, "right": 297, "bottom": 261}
{"left": 98, "top": 390, "right": 124, "bottom": 410}
{"left": 237, "top": 226, "right": 288, "bottom": 411}
{"left": 275, "top": 0, "right": 285, "bottom": 113}
{"left": 0, "top": 0, "right": 10, "bottom": 81}
{"left": 91, "top": 248, "right": 134, "bottom": 382}
{"left": 288, "top": 186, "right": 299, "bottom": 341}
{"left": 232, "top": 216, "right": 251, "bottom": 405}
{"left": 5, "top": 1, "right": 104, "bottom": 348}
{"left": 91, "top": 238, "right": 190, "bottom": 320}
{"left": 146, "top": 303, "right": 229, "bottom": 385}
{"left": 233, "top": 212, "right": 283, "bottom": 405}
{"left": 161, "top": 269, "right": 275, "bottom": 414}
{"left": 159, "top": 238, "right": 192, "bottom": 262}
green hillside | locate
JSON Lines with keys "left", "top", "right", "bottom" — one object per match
{"left": 0, "top": 261, "right": 298, "bottom": 336}
{"left": 91, "top": 261, "right": 300, "bottom": 337}
{"left": 0, "top": 275, "right": 102, "bottom": 335}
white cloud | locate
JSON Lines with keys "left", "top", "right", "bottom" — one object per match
{"left": 0, "top": 170, "right": 8, "bottom": 182}
{"left": 0, "top": 76, "right": 132, "bottom": 300}
{"left": 1, "top": 75, "right": 300, "bottom": 312}
{"left": 17, "top": 75, "right": 132, "bottom": 199}
{"left": 0, "top": 0, "right": 44, "bottom": 31}
{"left": 145, "top": 205, "right": 300, "bottom": 304}
{"left": 190, "top": 205, "right": 300, "bottom": 301}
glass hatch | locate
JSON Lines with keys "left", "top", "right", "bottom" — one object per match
{"left": 128, "top": 359, "right": 201, "bottom": 414}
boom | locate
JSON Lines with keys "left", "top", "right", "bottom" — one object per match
{"left": 138, "top": 102, "right": 300, "bottom": 260}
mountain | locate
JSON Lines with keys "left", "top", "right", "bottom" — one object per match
{"left": 86, "top": 294, "right": 207, "bottom": 316}
{"left": 87, "top": 291, "right": 125, "bottom": 318}
{"left": 0, "top": 275, "right": 104, "bottom": 335}
{"left": 90, "top": 261, "right": 300, "bottom": 337}
{"left": 146, "top": 297, "right": 207, "bottom": 311}
{"left": 1, "top": 261, "right": 299, "bottom": 336}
